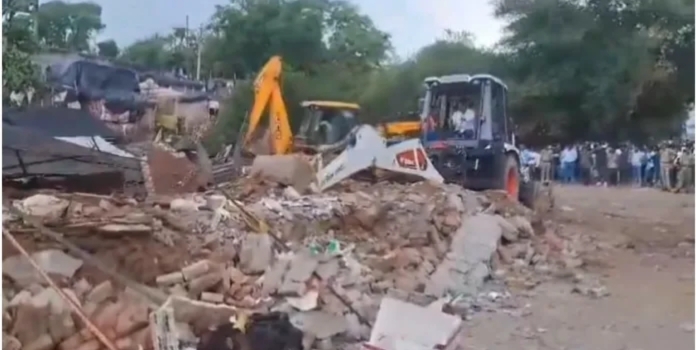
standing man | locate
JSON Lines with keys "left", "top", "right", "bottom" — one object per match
{"left": 675, "top": 146, "right": 693, "bottom": 193}
{"left": 560, "top": 145, "right": 578, "bottom": 183}
{"left": 660, "top": 142, "right": 676, "bottom": 191}
{"left": 645, "top": 147, "right": 656, "bottom": 186}
{"left": 579, "top": 145, "right": 592, "bottom": 185}
{"left": 630, "top": 146, "right": 645, "bottom": 187}
{"left": 607, "top": 147, "right": 619, "bottom": 186}
{"left": 540, "top": 146, "right": 553, "bottom": 184}
{"left": 593, "top": 143, "right": 608, "bottom": 186}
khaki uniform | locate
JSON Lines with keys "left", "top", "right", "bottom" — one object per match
{"left": 540, "top": 149, "right": 553, "bottom": 183}
{"left": 660, "top": 147, "right": 676, "bottom": 190}
{"left": 676, "top": 152, "right": 694, "bottom": 192}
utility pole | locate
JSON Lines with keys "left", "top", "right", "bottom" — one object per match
{"left": 196, "top": 25, "right": 203, "bottom": 81}
{"left": 33, "top": 0, "right": 40, "bottom": 42}
{"left": 184, "top": 15, "right": 190, "bottom": 77}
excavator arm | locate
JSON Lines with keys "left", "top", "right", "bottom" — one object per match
{"left": 244, "top": 56, "right": 293, "bottom": 155}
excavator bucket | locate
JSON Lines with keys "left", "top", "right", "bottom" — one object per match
{"left": 314, "top": 125, "right": 443, "bottom": 191}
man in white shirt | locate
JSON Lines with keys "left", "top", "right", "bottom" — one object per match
{"left": 560, "top": 145, "right": 578, "bottom": 183}
{"left": 462, "top": 102, "right": 476, "bottom": 137}
{"left": 449, "top": 104, "right": 465, "bottom": 133}
{"left": 630, "top": 147, "right": 645, "bottom": 186}
{"left": 450, "top": 101, "right": 476, "bottom": 137}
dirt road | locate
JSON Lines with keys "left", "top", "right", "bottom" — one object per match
{"left": 460, "top": 185, "right": 695, "bottom": 350}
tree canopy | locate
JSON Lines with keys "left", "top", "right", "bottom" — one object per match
{"left": 3, "top": 0, "right": 694, "bottom": 144}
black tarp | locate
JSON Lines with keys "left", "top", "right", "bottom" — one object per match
{"left": 3, "top": 107, "right": 120, "bottom": 139}
{"left": 44, "top": 58, "right": 150, "bottom": 112}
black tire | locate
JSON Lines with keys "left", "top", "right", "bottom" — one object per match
{"left": 520, "top": 181, "right": 555, "bottom": 213}
{"left": 519, "top": 180, "right": 538, "bottom": 209}
{"left": 497, "top": 153, "right": 520, "bottom": 198}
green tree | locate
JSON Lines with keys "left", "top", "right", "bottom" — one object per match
{"left": 37, "top": 0, "right": 104, "bottom": 52}
{"left": 120, "top": 27, "right": 203, "bottom": 75}
{"left": 493, "top": 0, "right": 694, "bottom": 142}
{"left": 207, "top": 0, "right": 392, "bottom": 150}
{"left": 96, "top": 39, "right": 119, "bottom": 58}
{"left": 206, "top": 0, "right": 390, "bottom": 78}
{"left": 119, "top": 35, "right": 170, "bottom": 70}
{"left": 360, "top": 36, "right": 499, "bottom": 118}
{"left": 2, "top": 0, "right": 40, "bottom": 102}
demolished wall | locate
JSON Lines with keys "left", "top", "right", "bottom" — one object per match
{"left": 2, "top": 179, "right": 572, "bottom": 350}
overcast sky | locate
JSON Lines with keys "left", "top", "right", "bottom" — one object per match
{"left": 68, "top": 0, "right": 505, "bottom": 56}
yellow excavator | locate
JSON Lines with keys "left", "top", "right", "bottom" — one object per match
{"left": 239, "top": 55, "right": 444, "bottom": 192}
{"left": 242, "top": 55, "right": 425, "bottom": 155}
{"left": 242, "top": 56, "right": 361, "bottom": 155}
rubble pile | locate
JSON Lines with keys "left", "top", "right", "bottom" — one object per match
{"left": 2, "top": 179, "right": 573, "bottom": 350}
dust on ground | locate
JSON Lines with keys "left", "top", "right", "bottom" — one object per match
{"left": 459, "top": 185, "right": 695, "bottom": 350}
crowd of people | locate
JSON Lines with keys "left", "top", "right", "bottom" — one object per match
{"left": 520, "top": 141, "right": 695, "bottom": 193}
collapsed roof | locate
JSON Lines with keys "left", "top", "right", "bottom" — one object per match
{"left": 3, "top": 123, "right": 141, "bottom": 179}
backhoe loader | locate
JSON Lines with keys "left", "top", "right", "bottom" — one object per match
{"left": 242, "top": 56, "right": 360, "bottom": 155}
{"left": 240, "top": 55, "right": 443, "bottom": 191}
{"left": 243, "top": 56, "right": 425, "bottom": 155}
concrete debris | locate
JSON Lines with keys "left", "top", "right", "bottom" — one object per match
{"left": 15, "top": 194, "right": 70, "bottom": 222}
{"left": 366, "top": 297, "right": 462, "bottom": 350}
{"left": 250, "top": 154, "right": 315, "bottom": 193}
{"left": 572, "top": 281, "right": 610, "bottom": 299}
{"left": 238, "top": 234, "right": 273, "bottom": 274}
{"left": 3, "top": 250, "right": 83, "bottom": 287}
{"left": 425, "top": 214, "right": 503, "bottom": 297}
{"left": 170, "top": 198, "right": 202, "bottom": 212}
{"left": 290, "top": 310, "right": 348, "bottom": 339}
{"left": 3, "top": 177, "right": 575, "bottom": 350}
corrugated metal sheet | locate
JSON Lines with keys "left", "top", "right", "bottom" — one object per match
{"left": 3, "top": 124, "right": 141, "bottom": 181}
{"left": 56, "top": 136, "right": 136, "bottom": 158}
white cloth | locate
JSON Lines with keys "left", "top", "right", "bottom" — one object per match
{"left": 450, "top": 110, "right": 464, "bottom": 131}
{"left": 561, "top": 147, "right": 577, "bottom": 163}
{"left": 462, "top": 109, "right": 475, "bottom": 122}
{"left": 462, "top": 109, "right": 476, "bottom": 131}
{"left": 630, "top": 150, "right": 645, "bottom": 166}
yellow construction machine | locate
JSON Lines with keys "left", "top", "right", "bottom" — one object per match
{"left": 377, "top": 121, "right": 421, "bottom": 139}
{"left": 242, "top": 56, "right": 425, "bottom": 155}
{"left": 239, "top": 55, "right": 444, "bottom": 192}
{"left": 242, "top": 56, "right": 361, "bottom": 155}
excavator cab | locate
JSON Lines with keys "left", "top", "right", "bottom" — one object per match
{"left": 294, "top": 100, "right": 360, "bottom": 152}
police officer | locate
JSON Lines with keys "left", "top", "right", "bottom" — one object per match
{"left": 540, "top": 146, "right": 553, "bottom": 184}
{"left": 660, "top": 142, "right": 676, "bottom": 190}
{"left": 675, "top": 145, "right": 694, "bottom": 193}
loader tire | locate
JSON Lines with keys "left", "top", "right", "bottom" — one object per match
{"left": 519, "top": 180, "right": 539, "bottom": 210}
{"left": 520, "top": 180, "right": 555, "bottom": 214}
{"left": 498, "top": 154, "right": 520, "bottom": 199}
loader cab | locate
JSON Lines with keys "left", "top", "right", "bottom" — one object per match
{"left": 418, "top": 74, "right": 523, "bottom": 195}
{"left": 420, "top": 74, "right": 512, "bottom": 148}
{"left": 295, "top": 101, "right": 360, "bottom": 151}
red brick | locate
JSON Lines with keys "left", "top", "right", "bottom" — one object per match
{"left": 91, "top": 301, "right": 126, "bottom": 333}
{"left": 74, "top": 339, "right": 101, "bottom": 350}
{"left": 58, "top": 331, "right": 84, "bottom": 350}
{"left": 115, "top": 303, "right": 149, "bottom": 337}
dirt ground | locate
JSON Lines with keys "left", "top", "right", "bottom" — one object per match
{"left": 459, "top": 185, "right": 695, "bottom": 350}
